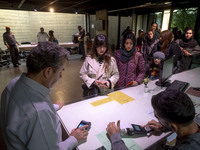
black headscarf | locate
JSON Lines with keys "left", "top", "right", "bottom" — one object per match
{"left": 120, "top": 31, "right": 137, "bottom": 63}
{"left": 120, "top": 46, "right": 136, "bottom": 63}
{"left": 146, "top": 36, "right": 156, "bottom": 46}
{"left": 179, "top": 37, "right": 198, "bottom": 49}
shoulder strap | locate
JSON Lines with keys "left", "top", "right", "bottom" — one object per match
{"left": 134, "top": 52, "right": 139, "bottom": 67}
{"left": 151, "top": 39, "right": 159, "bottom": 49}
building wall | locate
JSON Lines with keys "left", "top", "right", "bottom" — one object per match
{"left": 120, "top": 16, "right": 133, "bottom": 36}
{"left": 108, "top": 16, "right": 133, "bottom": 52}
{"left": 108, "top": 16, "right": 119, "bottom": 51}
{"left": 89, "top": 14, "right": 96, "bottom": 39}
{"left": 0, "top": 9, "right": 85, "bottom": 49}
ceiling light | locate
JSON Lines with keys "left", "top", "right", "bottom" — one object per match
{"left": 164, "top": 2, "right": 172, "bottom": 5}
{"left": 50, "top": 8, "right": 54, "bottom": 13}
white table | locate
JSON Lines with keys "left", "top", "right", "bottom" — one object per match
{"left": 57, "top": 67, "right": 200, "bottom": 150}
{"left": 18, "top": 42, "right": 79, "bottom": 51}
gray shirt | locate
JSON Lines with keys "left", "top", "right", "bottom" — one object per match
{"left": 3, "top": 32, "right": 18, "bottom": 46}
{"left": 110, "top": 133, "right": 128, "bottom": 150}
{"left": 174, "top": 129, "right": 200, "bottom": 150}
{"left": 37, "top": 32, "right": 49, "bottom": 42}
{"left": 1, "top": 73, "right": 78, "bottom": 150}
{"left": 110, "top": 130, "right": 200, "bottom": 150}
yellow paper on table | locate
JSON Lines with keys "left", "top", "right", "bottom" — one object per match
{"left": 108, "top": 91, "right": 135, "bottom": 104}
{"left": 90, "top": 98, "right": 113, "bottom": 107}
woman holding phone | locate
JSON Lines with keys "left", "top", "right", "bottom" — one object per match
{"left": 80, "top": 34, "right": 119, "bottom": 97}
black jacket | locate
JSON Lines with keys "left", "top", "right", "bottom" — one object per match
{"left": 152, "top": 41, "right": 183, "bottom": 73}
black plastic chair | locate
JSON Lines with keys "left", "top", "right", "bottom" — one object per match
{"left": 0, "top": 48, "right": 10, "bottom": 68}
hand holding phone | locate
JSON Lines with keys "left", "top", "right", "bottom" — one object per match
{"left": 70, "top": 126, "right": 88, "bottom": 143}
{"left": 77, "top": 120, "right": 91, "bottom": 130}
{"left": 126, "top": 124, "right": 153, "bottom": 136}
{"left": 95, "top": 80, "right": 108, "bottom": 88}
{"left": 146, "top": 119, "right": 163, "bottom": 132}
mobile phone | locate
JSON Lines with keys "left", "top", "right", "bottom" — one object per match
{"left": 77, "top": 120, "right": 91, "bottom": 130}
{"left": 131, "top": 124, "right": 153, "bottom": 134}
{"left": 144, "top": 125, "right": 154, "bottom": 133}
{"left": 131, "top": 124, "right": 146, "bottom": 134}
{"left": 98, "top": 82, "right": 107, "bottom": 86}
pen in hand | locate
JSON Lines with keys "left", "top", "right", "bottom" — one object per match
{"left": 127, "top": 81, "right": 133, "bottom": 86}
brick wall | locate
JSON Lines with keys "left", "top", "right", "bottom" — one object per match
{"left": 0, "top": 9, "right": 85, "bottom": 49}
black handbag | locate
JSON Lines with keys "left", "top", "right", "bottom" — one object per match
{"left": 82, "top": 83, "right": 100, "bottom": 98}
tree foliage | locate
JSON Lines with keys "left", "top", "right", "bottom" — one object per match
{"left": 171, "top": 8, "right": 198, "bottom": 32}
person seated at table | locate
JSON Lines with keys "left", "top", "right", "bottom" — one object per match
{"left": 114, "top": 31, "right": 145, "bottom": 90}
{"left": 176, "top": 27, "right": 200, "bottom": 71}
{"left": 145, "top": 51, "right": 165, "bottom": 80}
{"left": 152, "top": 30, "right": 183, "bottom": 73}
{"left": 48, "top": 30, "right": 58, "bottom": 44}
{"left": 1, "top": 42, "right": 88, "bottom": 150}
{"left": 106, "top": 90, "right": 200, "bottom": 150}
{"left": 80, "top": 34, "right": 119, "bottom": 97}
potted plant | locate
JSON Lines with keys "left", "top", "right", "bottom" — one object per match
{"left": 143, "top": 77, "right": 150, "bottom": 93}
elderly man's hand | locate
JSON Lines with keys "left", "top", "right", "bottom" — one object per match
{"left": 70, "top": 125, "right": 89, "bottom": 143}
{"left": 106, "top": 120, "right": 121, "bottom": 138}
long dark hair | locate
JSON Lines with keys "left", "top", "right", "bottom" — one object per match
{"left": 159, "top": 30, "right": 173, "bottom": 54}
{"left": 90, "top": 34, "right": 111, "bottom": 73}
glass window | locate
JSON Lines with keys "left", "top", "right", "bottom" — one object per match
{"left": 161, "top": 10, "right": 171, "bottom": 31}
{"left": 147, "top": 12, "right": 162, "bottom": 32}
{"left": 155, "top": 12, "right": 162, "bottom": 30}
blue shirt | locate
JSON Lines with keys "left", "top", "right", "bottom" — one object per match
{"left": 1, "top": 73, "right": 78, "bottom": 150}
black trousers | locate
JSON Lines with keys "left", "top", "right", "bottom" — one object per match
{"left": 9, "top": 45, "right": 19, "bottom": 65}
{"left": 79, "top": 42, "right": 85, "bottom": 58}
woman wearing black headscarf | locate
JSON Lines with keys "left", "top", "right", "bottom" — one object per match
{"left": 114, "top": 31, "right": 145, "bottom": 89}
{"left": 141, "top": 30, "right": 159, "bottom": 63}
{"left": 176, "top": 27, "right": 200, "bottom": 70}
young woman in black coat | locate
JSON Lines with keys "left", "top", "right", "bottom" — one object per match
{"left": 152, "top": 30, "right": 183, "bottom": 73}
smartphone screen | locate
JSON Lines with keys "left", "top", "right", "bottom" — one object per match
{"left": 77, "top": 120, "right": 91, "bottom": 130}
{"left": 78, "top": 123, "right": 85, "bottom": 128}
{"left": 133, "top": 125, "right": 142, "bottom": 131}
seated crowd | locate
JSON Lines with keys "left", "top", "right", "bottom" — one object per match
{"left": 1, "top": 23, "right": 200, "bottom": 150}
